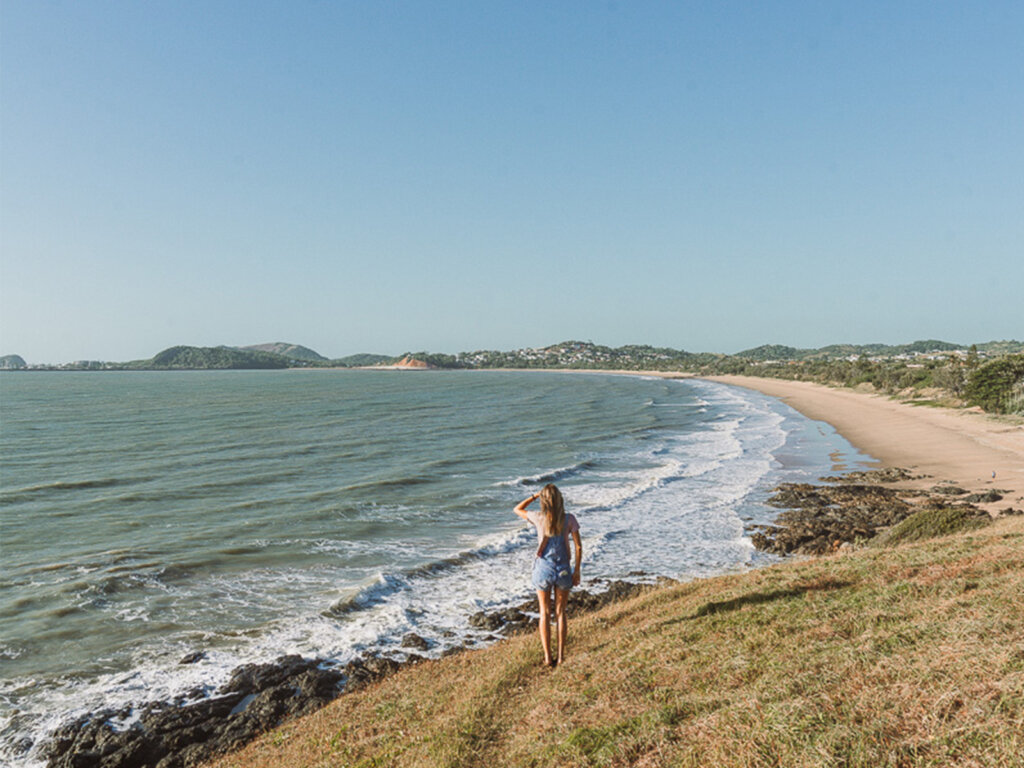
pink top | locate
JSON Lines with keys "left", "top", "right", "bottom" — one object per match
{"left": 525, "top": 510, "right": 579, "bottom": 548}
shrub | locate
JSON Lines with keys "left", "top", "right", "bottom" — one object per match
{"left": 876, "top": 506, "right": 989, "bottom": 546}
{"left": 965, "top": 354, "right": 1024, "bottom": 414}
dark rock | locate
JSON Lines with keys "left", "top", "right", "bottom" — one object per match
{"left": 468, "top": 611, "right": 504, "bottom": 631}
{"left": 401, "top": 633, "right": 430, "bottom": 650}
{"left": 342, "top": 654, "right": 402, "bottom": 692}
{"left": 43, "top": 656, "right": 343, "bottom": 768}
{"left": 965, "top": 491, "right": 1003, "bottom": 503}
{"left": 931, "top": 484, "right": 968, "bottom": 495}
{"left": 178, "top": 652, "right": 205, "bottom": 665}
{"left": 219, "top": 654, "right": 313, "bottom": 695}
{"left": 170, "top": 687, "right": 205, "bottom": 706}
{"left": 755, "top": 482, "right": 916, "bottom": 555}
{"left": 820, "top": 467, "right": 919, "bottom": 483}
{"left": 495, "top": 607, "right": 532, "bottom": 633}
{"left": 1001, "top": 507, "right": 1023, "bottom": 516}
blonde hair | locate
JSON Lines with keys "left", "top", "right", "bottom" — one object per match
{"left": 539, "top": 484, "right": 565, "bottom": 537}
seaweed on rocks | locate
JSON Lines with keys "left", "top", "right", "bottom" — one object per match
{"left": 964, "top": 491, "right": 1003, "bottom": 503}
{"left": 818, "top": 467, "right": 921, "bottom": 484}
{"left": 930, "top": 484, "right": 969, "bottom": 496}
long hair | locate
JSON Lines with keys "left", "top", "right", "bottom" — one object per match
{"left": 539, "top": 484, "right": 565, "bottom": 538}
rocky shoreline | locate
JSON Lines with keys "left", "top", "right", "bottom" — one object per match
{"left": 42, "top": 580, "right": 658, "bottom": 768}
{"left": 747, "top": 468, "right": 1020, "bottom": 556}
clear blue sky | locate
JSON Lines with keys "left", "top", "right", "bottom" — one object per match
{"left": 2, "top": 2, "right": 1021, "bottom": 363}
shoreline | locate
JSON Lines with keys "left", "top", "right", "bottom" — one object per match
{"left": 702, "top": 374, "right": 1024, "bottom": 512}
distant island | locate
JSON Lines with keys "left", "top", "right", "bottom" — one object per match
{"left": 0, "top": 354, "right": 27, "bottom": 370}
{"left": 3, "top": 339, "right": 1023, "bottom": 415}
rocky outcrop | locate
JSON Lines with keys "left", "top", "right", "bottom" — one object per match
{"left": 818, "top": 467, "right": 921, "bottom": 483}
{"left": 44, "top": 656, "right": 343, "bottom": 768}
{"left": 748, "top": 470, "right": 1000, "bottom": 556}
{"left": 750, "top": 483, "right": 915, "bottom": 555}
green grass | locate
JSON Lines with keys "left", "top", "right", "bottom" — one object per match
{"left": 875, "top": 506, "right": 990, "bottom": 546}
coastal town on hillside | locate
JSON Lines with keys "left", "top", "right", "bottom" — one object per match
{"left": 3, "top": 339, "right": 1021, "bottom": 372}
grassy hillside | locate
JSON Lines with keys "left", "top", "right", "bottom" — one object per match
{"left": 147, "top": 346, "right": 291, "bottom": 369}
{"left": 206, "top": 515, "right": 1024, "bottom": 768}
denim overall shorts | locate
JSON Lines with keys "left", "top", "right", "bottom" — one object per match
{"left": 532, "top": 532, "right": 573, "bottom": 591}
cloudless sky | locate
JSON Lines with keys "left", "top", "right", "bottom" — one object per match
{"left": 2, "top": 1, "right": 1021, "bottom": 363}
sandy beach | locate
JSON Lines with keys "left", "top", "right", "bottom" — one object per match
{"left": 704, "top": 375, "right": 1024, "bottom": 510}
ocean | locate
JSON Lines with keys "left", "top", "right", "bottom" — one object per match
{"left": 0, "top": 370, "right": 873, "bottom": 766}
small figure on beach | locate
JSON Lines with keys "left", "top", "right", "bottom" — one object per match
{"left": 514, "top": 484, "right": 582, "bottom": 667}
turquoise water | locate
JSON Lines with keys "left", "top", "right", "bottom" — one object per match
{"left": 0, "top": 370, "right": 872, "bottom": 765}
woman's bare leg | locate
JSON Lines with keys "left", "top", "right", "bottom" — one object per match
{"left": 554, "top": 587, "right": 569, "bottom": 664}
{"left": 536, "top": 588, "right": 553, "bottom": 665}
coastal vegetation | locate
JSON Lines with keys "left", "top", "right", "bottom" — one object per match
{"left": 333, "top": 353, "right": 394, "bottom": 367}
{"left": 963, "top": 354, "right": 1024, "bottom": 415}
{"left": 874, "top": 505, "right": 992, "bottom": 547}
{"left": 408, "top": 342, "right": 1024, "bottom": 415}
{"left": 206, "top": 513, "right": 1024, "bottom": 768}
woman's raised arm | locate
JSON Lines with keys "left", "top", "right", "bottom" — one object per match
{"left": 513, "top": 492, "right": 540, "bottom": 520}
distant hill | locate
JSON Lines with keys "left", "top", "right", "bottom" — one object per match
{"left": 975, "top": 340, "right": 1024, "bottom": 355}
{"left": 148, "top": 346, "right": 291, "bottom": 369}
{"left": 241, "top": 342, "right": 327, "bottom": 362}
{"left": 0, "top": 354, "right": 27, "bottom": 369}
{"left": 812, "top": 340, "right": 962, "bottom": 359}
{"left": 333, "top": 353, "right": 394, "bottom": 367}
{"left": 735, "top": 344, "right": 810, "bottom": 361}
{"left": 736, "top": 340, "right": 967, "bottom": 361}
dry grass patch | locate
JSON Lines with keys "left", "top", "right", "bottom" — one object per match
{"left": 206, "top": 516, "right": 1024, "bottom": 768}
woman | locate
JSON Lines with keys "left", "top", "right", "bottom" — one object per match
{"left": 513, "top": 484, "right": 582, "bottom": 667}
